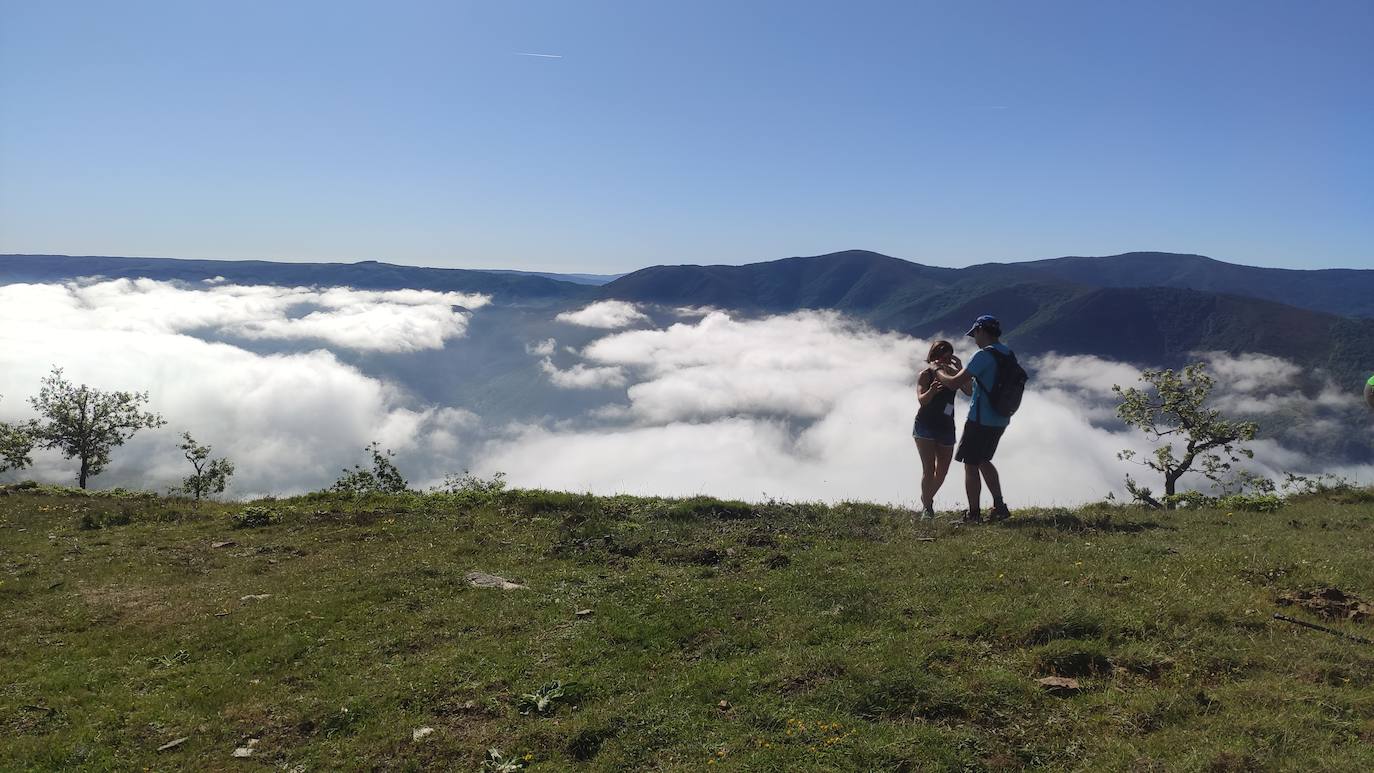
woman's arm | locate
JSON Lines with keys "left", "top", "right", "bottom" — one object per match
{"left": 916, "top": 369, "right": 941, "bottom": 406}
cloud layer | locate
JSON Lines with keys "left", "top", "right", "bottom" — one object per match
{"left": 0, "top": 280, "right": 484, "bottom": 495}
{"left": 3, "top": 277, "right": 1370, "bottom": 506}
{"left": 3, "top": 279, "right": 489, "bottom": 352}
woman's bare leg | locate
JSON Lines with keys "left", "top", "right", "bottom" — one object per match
{"left": 914, "top": 436, "right": 938, "bottom": 510}
{"left": 932, "top": 445, "right": 954, "bottom": 504}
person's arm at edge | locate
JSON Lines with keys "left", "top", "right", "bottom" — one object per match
{"left": 945, "top": 354, "right": 974, "bottom": 396}
{"left": 935, "top": 363, "right": 973, "bottom": 391}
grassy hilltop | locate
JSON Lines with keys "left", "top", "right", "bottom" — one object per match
{"left": 4, "top": 484, "right": 1374, "bottom": 771}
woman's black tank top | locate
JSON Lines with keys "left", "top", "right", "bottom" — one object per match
{"left": 915, "top": 368, "right": 957, "bottom": 428}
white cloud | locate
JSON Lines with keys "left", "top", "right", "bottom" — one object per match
{"left": 485, "top": 313, "right": 1374, "bottom": 507}
{"left": 1033, "top": 353, "right": 1144, "bottom": 398}
{"left": 539, "top": 359, "right": 628, "bottom": 390}
{"left": 0, "top": 282, "right": 483, "bottom": 494}
{"left": 555, "top": 300, "right": 649, "bottom": 329}
{"left": 526, "top": 338, "right": 557, "bottom": 357}
{"left": 0, "top": 279, "right": 489, "bottom": 352}
{"left": 1197, "top": 351, "right": 1300, "bottom": 393}
{"left": 581, "top": 311, "right": 922, "bottom": 423}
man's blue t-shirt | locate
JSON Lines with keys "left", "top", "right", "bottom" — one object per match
{"left": 966, "top": 343, "right": 1012, "bottom": 428}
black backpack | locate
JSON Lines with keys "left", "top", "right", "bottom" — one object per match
{"left": 974, "top": 347, "right": 1028, "bottom": 420}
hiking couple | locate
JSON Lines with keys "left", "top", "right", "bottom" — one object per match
{"left": 912, "top": 314, "right": 1026, "bottom": 523}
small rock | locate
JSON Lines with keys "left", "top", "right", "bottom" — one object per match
{"left": 211, "top": 541, "right": 236, "bottom": 549}
{"left": 157, "top": 736, "right": 189, "bottom": 752}
{"left": 240, "top": 594, "right": 272, "bottom": 602}
{"left": 461, "top": 700, "right": 477, "bottom": 711}
{"left": 232, "top": 738, "right": 259, "bottom": 758}
{"left": 575, "top": 608, "right": 594, "bottom": 617}
{"left": 718, "top": 700, "right": 731, "bottom": 711}
{"left": 412, "top": 726, "right": 434, "bottom": 741}
{"left": 1036, "top": 676, "right": 1081, "bottom": 695}
{"left": 464, "top": 571, "right": 526, "bottom": 590}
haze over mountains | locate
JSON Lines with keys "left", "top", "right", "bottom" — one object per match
{"left": 5, "top": 250, "right": 1372, "bottom": 380}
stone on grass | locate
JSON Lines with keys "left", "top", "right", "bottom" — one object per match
{"left": 1036, "top": 676, "right": 1081, "bottom": 695}
{"left": 240, "top": 594, "right": 271, "bottom": 602}
{"left": 211, "top": 541, "right": 236, "bottom": 549}
{"left": 156, "top": 736, "right": 189, "bottom": 752}
{"left": 465, "top": 571, "right": 526, "bottom": 590}
{"left": 412, "top": 726, "right": 435, "bottom": 741}
{"left": 232, "top": 738, "right": 259, "bottom": 758}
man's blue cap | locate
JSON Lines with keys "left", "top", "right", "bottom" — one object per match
{"left": 966, "top": 314, "right": 1001, "bottom": 337}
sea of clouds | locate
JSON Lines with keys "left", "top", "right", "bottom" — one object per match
{"left": 2, "top": 283, "right": 1370, "bottom": 507}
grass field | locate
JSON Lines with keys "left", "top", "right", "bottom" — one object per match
{"left": 4, "top": 482, "right": 1374, "bottom": 771}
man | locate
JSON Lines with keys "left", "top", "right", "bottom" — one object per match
{"left": 935, "top": 315, "right": 1013, "bottom": 522}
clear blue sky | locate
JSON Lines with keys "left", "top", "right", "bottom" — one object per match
{"left": 2, "top": 0, "right": 1370, "bottom": 272}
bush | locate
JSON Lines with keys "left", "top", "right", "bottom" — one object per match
{"left": 332, "top": 442, "right": 407, "bottom": 495}
{"left": 79, "top": 510, "right": 133, "bottom": 530}
{"left": 1217, "top": 493, "right": 1283, "bottom": 513}
{"left": 231, "top": 505, "right": 280, "bottom": 529}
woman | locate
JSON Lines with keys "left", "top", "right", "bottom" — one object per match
{"left": 913, "top": 340, "right": 970, "bottom": 520}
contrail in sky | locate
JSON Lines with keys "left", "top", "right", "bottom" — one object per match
{"left": 515, "top": 52, "right": 563, "bottom": 59}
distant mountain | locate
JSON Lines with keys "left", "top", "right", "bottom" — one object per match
{"left": 0, "top": 254, "right": 596, "bottom": 304}
{"left": 6, "top": 250, "right": 1372, "bottom": 380}
{"left": 1012, "top": 252, "right": 1374, "bottom": 319}
{"left": 602, "top": 250, "right": 1374, "bottom": 381}
{"left": 477, "top": 269, "right": 624, "bottom": 286}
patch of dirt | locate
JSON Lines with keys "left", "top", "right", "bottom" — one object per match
{"left": 1277, "top": 587, "right": 1373, "bottom": 622}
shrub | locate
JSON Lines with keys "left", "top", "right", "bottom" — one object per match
{"left": 79, "top": 510, "right": 133, "bottom": 530}
{"left": 332, "top": 442, "right": 407, "bottom": 495}
{"left": 231, "top": 505, "right": 280, "bottom": 529}
{"left": 1217, "top": 493, "right": 1283, "bottom": 513}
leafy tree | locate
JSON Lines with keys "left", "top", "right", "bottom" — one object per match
{"left": 332, "top": 441, "right": 408, "bottom": 494}
{"left": 1113, "top": 363, "right": 1259, "bottom": 509}
{"left": 179, "top": 432, "right": 235, "bottom": 500}
{"left": 29, "top": 367, "right": 166, "bottom": 489}
{"left": 0, "top": 397, "right": 37, "bottom": 474}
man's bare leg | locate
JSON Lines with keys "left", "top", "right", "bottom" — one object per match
{"left": 964, "top": 463, "right": 982, "bottom": 519}
{"left": 980, "top": 461, "right": 1009, "bottom": 519}
{"left": 979, "top": 461, "right": 1003, "bottom": 503}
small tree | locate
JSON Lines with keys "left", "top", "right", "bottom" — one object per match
{"left": 332, "top": 441, "right": 408, "bottom": 494}
{"left": 179, "top": 432, "right": 235, "bottom": 500}
{"left": 29, "top": 367, "right": 166, "bottom": 489}
{"left": 0, "top": 397, "right": 36, "bottom": 474}
{"left": 1113, "top": 363, "right": 1258, "bottom": 509}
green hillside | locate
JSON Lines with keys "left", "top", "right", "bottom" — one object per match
{"left": 5, "top": 484, "right": 1374, "bottom": 771}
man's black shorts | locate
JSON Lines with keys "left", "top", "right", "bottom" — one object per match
{"left": 955, "top": 420, "right": 1006, "bottom": 465}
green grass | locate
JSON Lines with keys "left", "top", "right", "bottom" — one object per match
{"left": 4, "top": 484, "right": 1374, "bottom": 771}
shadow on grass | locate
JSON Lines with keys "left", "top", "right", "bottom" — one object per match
{"left": 1001, "top": 511, "right": 1170, "bottom": 534}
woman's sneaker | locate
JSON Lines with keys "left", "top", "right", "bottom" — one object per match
{"left": 920, "top": 507, "right": 936, "bottom": 522}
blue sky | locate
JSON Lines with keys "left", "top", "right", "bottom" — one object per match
{"left": 1, "top": 0, "right": 1370, "bottom": 272}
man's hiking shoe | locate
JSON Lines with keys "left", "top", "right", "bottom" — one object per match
{"left": 956, "top": 511, "right": 983, "bottom": 525}
{"left": 989, "top": 503, "right": 1011, "bottom": 522}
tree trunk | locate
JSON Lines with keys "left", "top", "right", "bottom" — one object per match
{"left": 79, "top": 458, "right": 89, "bottom": 489}
{"left": 1164, "top": 470, "right": 1181, "bottom": 509}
